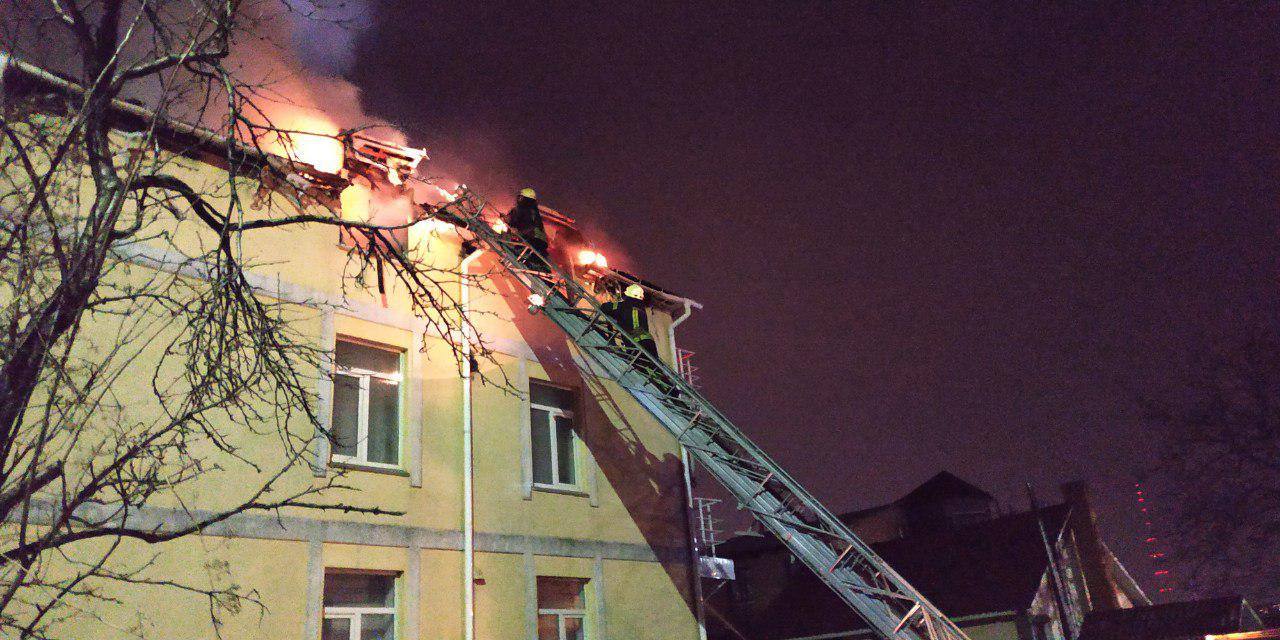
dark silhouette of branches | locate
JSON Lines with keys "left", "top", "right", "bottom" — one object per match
{"left": 0, "top": 1, "right": 506, "bottom": 637}
{"left": 1142, "top": 325, "right": 1280, "bottom": 604}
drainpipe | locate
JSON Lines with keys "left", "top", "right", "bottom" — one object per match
{"left": 460, "top": 248, "right": 483, "bottom": 640}
{"left": 667, "top": 300, "right": 694, "bottom": 358}
{"left": 667, "top": 300, "right": 707, "bottom": 640}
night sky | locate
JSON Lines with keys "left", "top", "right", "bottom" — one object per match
{"left": 346, "top": 3, "right": 1280, "bottom": 599}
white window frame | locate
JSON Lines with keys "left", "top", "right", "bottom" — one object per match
{"left": 538, "top": 607, "right": 586, "bottom": 640}
{"left": 322, "top": 572, "right": 397, "bottom": 640}
{"left": 332, "top": 340, "right": 403, "bottom": 470}
{"left": 322, "top": 606, "right": 397, "bottom": 640}
{"left": 530, "top": 397, "right": 579, "bottom": 492}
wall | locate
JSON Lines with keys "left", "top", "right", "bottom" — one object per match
{"left": 8, "top": 129, "right": 700, "bottom": 639}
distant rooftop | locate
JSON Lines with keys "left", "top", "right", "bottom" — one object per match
{"left": 1079, "top": 596, "right": 1264, "bottom": 640}
{"left": 713, "top": 502, "right": 1072, "bottom": 639}
{"left": 897, "top": 470, "right": 994, "bottom": 506}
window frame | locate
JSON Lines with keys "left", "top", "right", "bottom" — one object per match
{"left": 321, "top": 571, "right": 398, "bottom": 640}
{"left": 331, "top": 337, "right": 405, "bottom": 470}
{"left": 537, "top": 607, "right": 586, "bottom": 640}
{"left": 529, "top": 381, "right": 580, "bottom": 493}
{"left": 536, "top": 576, "right": 589, "bottom": 640}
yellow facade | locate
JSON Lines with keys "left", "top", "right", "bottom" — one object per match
{"left": 13, "top": 125, "right": 701, "bottom": 639}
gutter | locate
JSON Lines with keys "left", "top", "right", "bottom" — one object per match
{"left": 459, "top": 248, "right": 483, "bottom": 640}
{"left": 0, "top": 53, "right": 366, "bottom": 191}
{"left": 609, "top": 269, "right": 703, "bottom": 316}
{"left": 2, "top": 53, "right": 257, "bottom": 160}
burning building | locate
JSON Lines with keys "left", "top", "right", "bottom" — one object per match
{"left": 1, "top": 59, "right": 704, "bottom": 639}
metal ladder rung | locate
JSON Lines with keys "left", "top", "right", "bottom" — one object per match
{"left": 894, "top": 604, "right": 923, "bottom": 633}
{"left": 745, "top": 471, "right": 774, "bottom": 502}
{"left": 674, "top": 410, "right": 705, "bottom": 442}
{"left": 829, "top": 543, "right": 855, "bottom": 573}
{"left": 841, "top": 579, "right": 917, "bottom": 603}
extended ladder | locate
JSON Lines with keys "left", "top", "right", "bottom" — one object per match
{"left": 438, "top": 193, "right": 970, "bottom": 640}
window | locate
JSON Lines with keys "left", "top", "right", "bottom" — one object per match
{"left": 322, "top": 571, "right": 396, "bottom": 640}
{"left": 537, "top": 576, "right": 588, "bottom": 640}
{"left": 530, "top": 382, "right": 578, "bottom": 491}
{"left": 332, "top": 338, "right": 403, "bottom": 467}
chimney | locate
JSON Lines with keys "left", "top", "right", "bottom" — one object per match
{"left": 1061, "top": 481, "right": 1122, "bottom": 611}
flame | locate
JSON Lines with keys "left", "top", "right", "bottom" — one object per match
{"left": 289, "top": 134, "right": 344, "bottom": 174}
{"left": 577, "top": 248, "right": 609, "bottom": 269}
{"left": 268, "top": 114, "right": 344, "bottom": 174}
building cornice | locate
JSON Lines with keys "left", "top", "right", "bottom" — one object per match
{"left": 15, "top": 500, "right": 687, "bottom": 565}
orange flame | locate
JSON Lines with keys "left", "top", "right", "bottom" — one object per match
{"left": 268, "top": 114, "right": 345, "bottom": 174}
{"left": 577, "top": 248, "right": 608, "bottom": 269}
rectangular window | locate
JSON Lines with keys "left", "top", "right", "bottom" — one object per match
{"left": 530, "top": 381, "right": 578, "bottom": 491}
{"left": 537, "top": 576, "right": 588, "bottom": 640}
{"left": 331, "top": 338, "right": 403, "bottom": 468}
{"left": 322, "top": 571, "right": 396, "bottom": 640}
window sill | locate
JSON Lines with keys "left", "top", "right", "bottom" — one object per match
{"left": 533, "top": 484, "right": 589, "bottom": 498}
{"left": 331, "top": 460, "right": 410, "bottom": 477}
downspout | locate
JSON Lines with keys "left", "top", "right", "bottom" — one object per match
{"left": 460, "top": 248, "right": 483, "bottom": 640}
{"left": 668, "top": 301, "right": 708, "bottom": 640}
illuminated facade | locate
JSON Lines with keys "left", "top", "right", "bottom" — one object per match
{"left": 4, "top": 67, "right": 702, "bottom": 640}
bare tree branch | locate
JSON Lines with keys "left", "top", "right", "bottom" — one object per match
{"left": 1144, "top": 324, "right": 1280, "bottom": 604}
{"left": 0, "top": 2, "right": 509, "bottom": 636}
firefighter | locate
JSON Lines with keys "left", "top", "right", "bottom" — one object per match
{"left": 503, "top": 187, "right": 550, "bottom": 271}
{"left": 603, "top": 282, "right": 659, "bottom": 359}
{"left": 601, "top": 282, "right": 682, "bottom": 396}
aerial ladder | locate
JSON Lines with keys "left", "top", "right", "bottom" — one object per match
{"left": 436, "top": 192, "right": 971, "bottom": 640}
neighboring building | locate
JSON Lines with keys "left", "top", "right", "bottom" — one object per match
{"left": 708, "top": 473, "right": 1149, "bottom": 640}
{"left": 4, "top": 65, "right": 703, "bottom": 639}
{"left": 1078, "top": 595, "right": 1266, "bottom": 640}
{"left": 1259, "top": 603, "right": 1280, "bottom": 629}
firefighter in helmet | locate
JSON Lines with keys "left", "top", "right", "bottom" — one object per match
{"left": 601, "top": 281, "right": 681, "bottom": 395}
{"left": 603, "top": 282, "right": 658, "bottom": 358}
{"left": 503, "top": 187, "right": 550, "bottom": 271}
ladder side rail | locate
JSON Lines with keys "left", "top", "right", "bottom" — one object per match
{"left": 546, "top": 298, "right": 962, "bottom": 640}
{"left": 439, "top": 196, "right": 970, "bottom": 640}
{"left": 554, "top": 298, "right": 964, "bottom": 640}
{"left": 455, "top": 201, "right": 959, "bottom": 639}
{"left": 623, "top": 381, "right": 924, "bottom": 638}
